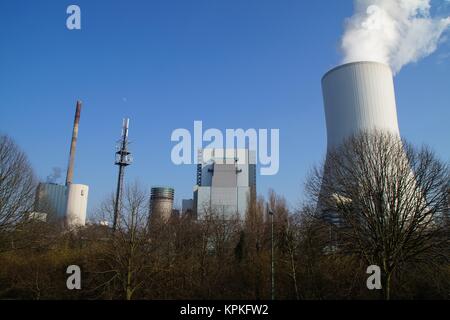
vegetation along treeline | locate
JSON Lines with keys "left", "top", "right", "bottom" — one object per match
{"left": 0, "top": 133, "right": 449, "bottom": 300}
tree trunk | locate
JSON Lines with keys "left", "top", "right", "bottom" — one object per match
{"left": 384, "top": 272, "right": 392, "bottom": 300}
{"left": 290, "top": 253, "right": 300, "bottom": 300}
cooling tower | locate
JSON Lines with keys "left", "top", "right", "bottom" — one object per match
{"left": 319, "top": 61, "right": 402, "bottom": 224}
{"left": 65, "top": 184, "right": 89, "bottom": 228}
{"left": 321, "top": 61, "right": 400, "bottom": 150}
{"left": 150, "top": 187, "right": 175, "bottom": 222}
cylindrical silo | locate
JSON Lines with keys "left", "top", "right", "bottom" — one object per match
{"left": 321, "top": 61, "right": 400, "bottom": 151}
{"left": 65, "top": 184, "right": 89, "bottom": 228}
{"left": 150, "top": 187, "right": 174, "bottom": 222}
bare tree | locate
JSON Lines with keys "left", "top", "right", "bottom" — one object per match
{"left": 0, "top": 135, "right": 36, "bottom": 232}
{"left": 93, "top": 182, "right": 156, "bottom": 300}
{"left": 279, "top": 212, "right": 302, "bottom": 300}
{"left": 241, "top": 195, "right": 267, "bottom": 299}
{"left": 307, "top": 131, "right": 450, "bottom": 299}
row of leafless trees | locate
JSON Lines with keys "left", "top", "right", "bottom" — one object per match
{"left": 0, "top": 132, "right": 448, "bottom": 299}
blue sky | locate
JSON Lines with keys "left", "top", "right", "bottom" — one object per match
{"left": 1, "top": 1, "right": 449, "bottom": 217}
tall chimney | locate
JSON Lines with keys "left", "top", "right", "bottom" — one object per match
{"left": 65, "top": 100, "right": 82, "bottom": 186}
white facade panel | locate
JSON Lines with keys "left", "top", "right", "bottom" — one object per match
{"left": 211, "top": 187, "right": 238, "bottom": 215}
{"left": 236, "top": 164, "right": 249, "bottom": 187}
{"left": 200, "top": 149, "right": 256, "bottom": 166}
{"left": 322, "top": 61, "right": 400, "bottom": 150}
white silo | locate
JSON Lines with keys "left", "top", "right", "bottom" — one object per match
{"left": 65, "top": 183, "right": 89, "bottom": 228}
{"left": 321, "top": 61, "right": 401, "bottom": 150}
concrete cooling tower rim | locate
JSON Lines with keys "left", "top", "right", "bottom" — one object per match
{"left": 322, "top": 61, "right": 392, "bottom": 83}
{"left": 321, "top": 60, "right": 400, "bottom": 150}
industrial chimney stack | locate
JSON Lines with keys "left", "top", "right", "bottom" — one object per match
{"left": 66, "top": 100, "right": 82, "bottom": 186}
{"left": 63, "top": 100, "right": 89, "bottom": 228}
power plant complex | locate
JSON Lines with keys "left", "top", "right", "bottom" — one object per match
{"left": 31, "top": 61, "right": 425, "bottom": 229}
{"left": 32, "top": 63, "right": 401, "bottom": 227}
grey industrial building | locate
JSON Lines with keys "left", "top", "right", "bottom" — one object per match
{"left": 185, "top": 148, "right": 256, "bottom": 220}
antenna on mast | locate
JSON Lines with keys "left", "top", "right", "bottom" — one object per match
{"left": 112, "top": 118, "right": 132, "bottom": 232}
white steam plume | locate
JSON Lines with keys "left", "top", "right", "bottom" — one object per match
{"left": 341, "top": 0, "right": 450, "bottom": 74}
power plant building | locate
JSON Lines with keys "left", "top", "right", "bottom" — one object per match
{"left": 194, "top": 148, "right": 256, "bottom": 219}
{"left": 33, "top": 182, "right": 89, "bottom": 227}
{"left": 34, "top": 182, "right": 68, "bottom": 222}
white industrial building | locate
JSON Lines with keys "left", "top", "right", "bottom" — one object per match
{"left": 192, "top": 148, "right": 256, "bottom": 220}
